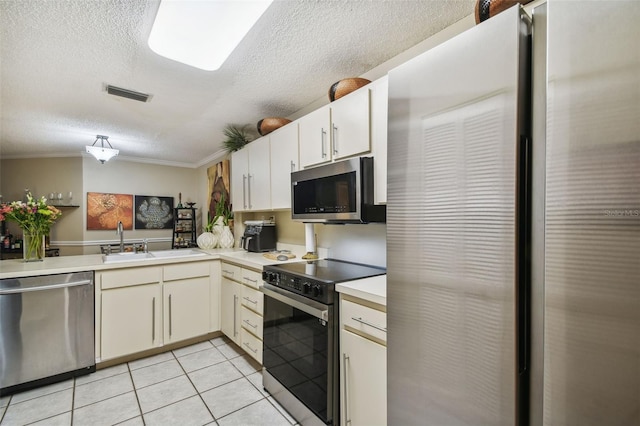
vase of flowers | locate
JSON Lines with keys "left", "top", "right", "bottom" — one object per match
{"left": 0, "top": 192, "right": 62, "bottom": 262}
{"left": 23, "top": 232, "right": 46, "bottom": 261}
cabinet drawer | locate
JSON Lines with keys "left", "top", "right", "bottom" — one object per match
{"left": 221, "top": 263, "right": 241, "bottom": 281}
{"left": 241, "top": 328, "right": 263, "bottom": 364}
{"left": 241, "top": 306, "right": 263, "bottom": 340}
{"left": 240, "top": 268, "right": 261, "bottom": 289}
{"left": 241, "top": 285, "right": 264, "bottom": 314}
{"left": 163, "top": 262, "right": 210, "bottom": 282}
{"left": 342, "top": 299, "right": 387, "bottom": 343}
{"left": 101, "top": 267, "right": 162, "bottom": 290}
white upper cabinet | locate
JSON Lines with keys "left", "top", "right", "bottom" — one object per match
{"left": 231, "top": 147, "right": 249, "bottom": 211}
{"left": 330, "top": 87, "right": 371, "bottom": 161}
{"left": 369, "top": 75, "right": 388, "bottom": 204}
{"left": 299, "top": 104, "right": 332, "bottom": 168}
{"left": 248, "top": 137, "right": 271, "bottom": 210}
{"left": 231, "top": 76, "right": 387, "bottom": 211}
{"left": 299, "top": 84, "right": 371, "bottom": 169}
{"left": 269, "top": 122, "right": 299, "bottom": 209}
{"left": 231, "top": 136, "right": 271, "bottom": 212}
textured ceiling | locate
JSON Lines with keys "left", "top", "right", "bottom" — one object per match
{"left": 0, "top": 0, "right": 475, "bottom": 167}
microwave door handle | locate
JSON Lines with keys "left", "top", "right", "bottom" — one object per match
{"left": 260, "top": 283, "right": 329, "bottom": 321}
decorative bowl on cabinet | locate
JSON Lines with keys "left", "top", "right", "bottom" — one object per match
{"left": 328, "top": 77, "right": 371, "bottom": 102}
{"left": 257, "top": 117, "right": 292, "bottom": 136}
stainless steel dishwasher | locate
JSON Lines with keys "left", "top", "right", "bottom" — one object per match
{"left": 0, "top": 271, "right": 95, "bottom": 396}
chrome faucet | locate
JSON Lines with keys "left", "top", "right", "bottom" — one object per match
{"left": 143, "top": 239, "right": 149, "bottom": 253}
{"left": 116, "top": 221, "right": 124, "bottom": 252}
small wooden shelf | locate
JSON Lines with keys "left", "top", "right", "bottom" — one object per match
{"left": 172, "top": 207, "right": 197, "bottom": 249}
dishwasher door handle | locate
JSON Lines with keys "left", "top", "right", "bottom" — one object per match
{"left": 0, "top": 279, "right": 92, "bottom": 295}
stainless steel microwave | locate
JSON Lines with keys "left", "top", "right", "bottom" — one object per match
{"left": 291, "top": 157, "right": 386, "bottom": 223}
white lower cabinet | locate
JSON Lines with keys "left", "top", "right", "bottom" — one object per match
{"left": 220, "top": 262, "right": 264, "bottom": 363}
{"left": 241, "top": 305, "right": 263, "bottom": 339}
{"left": 101, "top": 282, "right": 162, "bottom": 360}
{"left": 164, "top": 277, "right": 210, "bottom": 344}
{"left": 340, "top": 296, "right": 387, "bottom": 426}
{"left": 221, "top": 277, "right": 242, "bottom": 346}
{"left": 240, "top": 327, "right": 263, "bottom": 364}
{"left": 98, "top": 261, "right": 218, "bottom": 362}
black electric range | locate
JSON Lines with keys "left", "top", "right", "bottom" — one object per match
{"left": 262, "top": 258, "right": 386, "bottom": 305}
{"left": 261, "top": 258, "right": 386, "bottom": 425}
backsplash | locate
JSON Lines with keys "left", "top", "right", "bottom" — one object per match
{"left": 236, "top": 210, "right": 387, "bottom": 268}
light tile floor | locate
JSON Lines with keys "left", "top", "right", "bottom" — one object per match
{"left": 0, "top": 336, "right": 297, "bottom": 426}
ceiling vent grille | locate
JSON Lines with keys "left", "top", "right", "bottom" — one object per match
{"left": 105, "top": 84, "right": 152, "bottom": 103}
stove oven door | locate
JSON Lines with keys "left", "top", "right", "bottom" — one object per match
{"left": 261, "top": 283, "right": 337, "bottom": 425}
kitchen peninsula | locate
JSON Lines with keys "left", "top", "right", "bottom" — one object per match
{"left": 0, "top": 247, "right": 307, "bottom": 372}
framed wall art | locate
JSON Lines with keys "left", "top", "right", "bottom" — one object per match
{"left": 87, "top": 192, "right": 133, "bottom": 230}
{"left": 134, "top": 195, "right": 174, "bottom": 229}
{"left": 207, "top": 159, "right": 230, "bottom": 223}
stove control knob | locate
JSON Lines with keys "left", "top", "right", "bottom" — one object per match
{"left": 303, "top": 282, "right": 312, "bottom": 294}
{"left": 312, "top": 285, "right": 322, "bottom": 297}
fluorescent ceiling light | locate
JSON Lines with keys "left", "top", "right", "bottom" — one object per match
{"left": 86, "top": 135, "right": 119, "bottom": 164}
{"left": 148, "top": 0, "right": 273, "bottom": 71}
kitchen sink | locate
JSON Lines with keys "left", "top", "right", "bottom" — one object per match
{"left": 148, "top": 249, "right": 207, "bottom": 259}
{"left": 102, "top": 249, "right": 206, "bottom": 263}
{"left": 102, "top": 252, "right": 155, "bottom": 263}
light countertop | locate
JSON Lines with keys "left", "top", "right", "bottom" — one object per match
{"left": 336, "top": 274, "right": 386, "bottom": 306}
{"left": 0, "top": 247, "right": 310, "bottom": 279}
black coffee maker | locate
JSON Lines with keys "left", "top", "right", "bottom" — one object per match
{"left": 241, "top": 221, "right": 277, "bottom": 252}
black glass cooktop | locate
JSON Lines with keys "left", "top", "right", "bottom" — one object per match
{"left": 265, "top": 258, "right": 385, "bottom": 284}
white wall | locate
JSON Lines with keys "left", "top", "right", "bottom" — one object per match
{"left": 1, "top": 157, "right": 84, "bottom": 255}
{"left": 81, "top": 156, "right": 199, "bottom": 254}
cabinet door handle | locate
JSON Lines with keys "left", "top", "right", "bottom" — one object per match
{"left": 321, "top": 128, "right": 327, "bottom": 158}
{"left": 290, "top": 160, "right": 296, "bottom": 172}
{"left": 243, "top": 296, "right": 258, "bottom": 305}
{"left": 333, "top": 124, "right": 338, "bottom": 155}
{"left": 243, "top": 341, "right": 258, "bottom": 354}
{"left": 343, "top": 353, "right": 351, "bottom": 425}
{"left": 351, "top": 316, "right": 387, "bottom": 333}
{"left": 243, "top": 319, "right": 258, "bottom": 329}
{"left": 244, "top": 277, "right": 258, "bottom": 284}
{"left": 152, "top": 297, "right": 156, "bottom": 342}
{"left": 169, "top": 294, "right": 173, "bottom": 337}
{"left": 233, "top": 295, "right": 238, "bottom": 337}
{"left": 248, "top": 174, "right": 253, "bottom": 209}
{"left": 242, "top": 174, "right": 248, "bottom": 209}
{"left": 223, "top": 270, "right": 234, "bottom": 277}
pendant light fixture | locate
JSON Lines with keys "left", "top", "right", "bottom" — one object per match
{"left": 86, "top": 135, "right": 119, "bottom": 164}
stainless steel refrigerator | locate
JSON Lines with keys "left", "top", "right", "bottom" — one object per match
{"left": 387, "top": 2, "right": 639, "bottom": 425}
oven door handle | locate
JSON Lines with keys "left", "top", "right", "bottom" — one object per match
{"left": 260, "top": 283, "right": 329, "bottom": 321}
